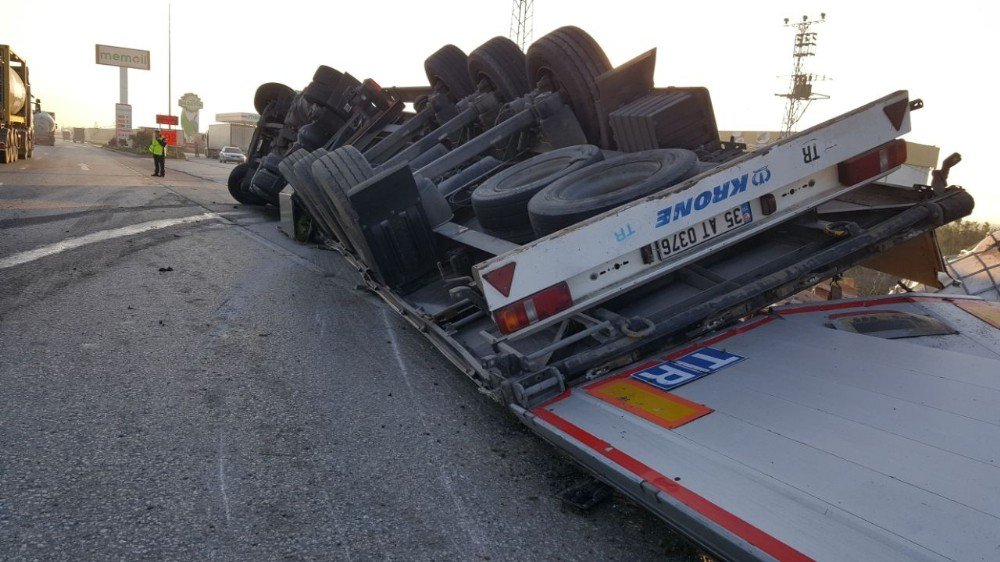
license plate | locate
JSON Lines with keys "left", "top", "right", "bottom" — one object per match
{"left": 642, "top": 203, "right": 753, "bottom": 264}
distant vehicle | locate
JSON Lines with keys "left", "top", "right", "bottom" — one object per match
{"left": 206, "top": 123, "right": 254, "bottom": 158}
{"left": 33, "top": 108, "right": 56, "bottom": 146}
{"left": 61, "top": 129, "right": 71, "bottom": 141}
{"left": 218, "top": 146, "right": 246, "bottom": 163}
{"left": 72, "top": 127, "right": 84, "bottom": 143}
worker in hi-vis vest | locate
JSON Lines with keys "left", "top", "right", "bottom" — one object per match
{"left": 149, "top": 130, "right": 167, "bottom": 177}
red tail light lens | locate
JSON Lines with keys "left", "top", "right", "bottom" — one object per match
{"left": 837, "top": 139, "right": 907, "bottom": 186}
{"left": 493, "top": 282, "right": 573, "bottom": 334}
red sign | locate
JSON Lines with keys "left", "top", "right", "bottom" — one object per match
{"left": 160, "top": 130, "right": 179, "bottom": 146}
{"left": 156, "top": 114, "right": 179, "bottom": 125}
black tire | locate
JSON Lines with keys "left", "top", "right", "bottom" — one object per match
{"left": 302, "top": 65, "right": 343, "bottom": 106}
{"left": 424, "top": 45, "right": 475, "bottom": 102}
{"left": 526, "top": 26, "right": 612, "bottom": 146}
{"left": 473, "top": 145, "right": 604, "bottom": 236}
{"left": 279, "top": 149, "right": 329, "bottom": 233}
{"left": 228, "top": 163, "right": 268, "bottom": 205}
{"left": 528, "top": 149, "right": 699, "bottom": 236}
{"left": 468, "top": 36, "right": 531, "bottom": 103}
{"left": 413, "top": 95, "right": 430, "bottom": 113}
{"left": 254, "top": 82, "right": 295, "bottom": 115}
{"left": 311, "top": 146, "right": 375, "bottom": 258}
{"left": 281, "top": 148, "right": 354, "bottom": 251}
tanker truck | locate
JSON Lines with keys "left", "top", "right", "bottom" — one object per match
{"left": 33, "top": 102, "right": 55, "bottom": 146}
{"left": 1, "top": 45, "right": 33, "bottom": 163}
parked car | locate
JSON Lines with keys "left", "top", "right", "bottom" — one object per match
{"left": 218, "top": 146, "right": 246, "bottom": 163}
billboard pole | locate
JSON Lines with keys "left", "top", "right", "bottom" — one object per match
{"left": 168, "top": 1, "right": 172, "bottom": 120}
{"left": 96, "top": 44, "right": 147, "bottom": 145}
{"left": 119, "top": 67, "right": 127, "bottom": 104}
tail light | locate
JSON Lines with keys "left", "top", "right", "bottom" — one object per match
{"left": 493, "top": 282, "right": 573, "bottom": 334}
{"left": 837, "top": 139, "right": 907, "bottom": 186}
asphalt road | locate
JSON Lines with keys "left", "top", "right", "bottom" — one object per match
{"left": 0, "top": 142, "right": 701, "bottom": 561}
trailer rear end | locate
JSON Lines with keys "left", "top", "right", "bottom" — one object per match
{"left": 33, "top": 107, "right": 56, "bottom": 146}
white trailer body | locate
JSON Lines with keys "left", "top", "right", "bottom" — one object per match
{"left": 517, "top": 294, "right": 1000, "bottom": 560}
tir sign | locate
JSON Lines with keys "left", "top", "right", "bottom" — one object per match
{"left": 156, "top": 114, "right": 179, "bottom": 126}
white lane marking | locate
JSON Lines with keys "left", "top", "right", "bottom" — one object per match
{"left": 78, "top": 163, "right": 90, "bottom": 171}
{"left": 218, "top": 428, "right": 232, "bottom": 523}
{"left": 19, "top": 166, "right": 26, "bottom": 170}
{"left": 0, "top": 212, "right": 219, "bottom": 270}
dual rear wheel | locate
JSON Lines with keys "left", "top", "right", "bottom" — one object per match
{"left": 423, "top": 25, "right": 610, "bottom": 143}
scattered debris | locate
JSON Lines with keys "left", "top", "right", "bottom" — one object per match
{"left": 558, "top": 478, "right": 613, "bottom": 511}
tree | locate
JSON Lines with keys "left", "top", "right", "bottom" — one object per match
{"left": 934, "top": 219, "right": 994, "bottom": 256}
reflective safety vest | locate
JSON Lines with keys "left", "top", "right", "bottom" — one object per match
{"left": 149, "top": 137, "right": 165, "bottom": 156}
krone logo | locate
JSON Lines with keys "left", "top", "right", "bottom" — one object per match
{"left": 752, "top": 166, "right": 772, "bottom": 186}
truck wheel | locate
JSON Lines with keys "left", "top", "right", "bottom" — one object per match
{"left": 253, "top": 82, "right": 295, "bottom": 115}
{"left": 425, "top": 45, "right": 475, "bottom": 102}
{"left": 473, "top": 145, "right": 604, "bottom": 242}
{"left": 227, "top": 163, "right": 268, "bottom": 205}
{"left": 468, "top": 36, "right": 531, "bottom": 103}
{"left": 279, "top": 148, "right": 350, "bottom": 247}
{"left": 302, "top": 65, "right": 344, "bottom": 106}
{"left": 526, "top": 26, "right": 612, "bottom": 146}
{"left": 528, "top": 149, "right": 699, "bottom": 236}
{"left": 414, "top": 95, "right": 430, "bottom": 113}
{"left": 311, "top": 146, "right": 375, "bottom": 254}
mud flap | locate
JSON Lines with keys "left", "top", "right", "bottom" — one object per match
{"left": 349, "top": 163, "right": 439, "bottom": 291}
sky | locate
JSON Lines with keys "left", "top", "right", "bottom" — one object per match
{"left": 3, "top": 0, "right": 998, "bottom": 223}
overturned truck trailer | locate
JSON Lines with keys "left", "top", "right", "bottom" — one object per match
{"left": 233, "top": 26, "right": 1000, "bottom": 561}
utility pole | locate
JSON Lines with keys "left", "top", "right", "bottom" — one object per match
{"left": 509, "top": 0, "right": 534, "bottom": 51}
{"left": 168, "top": 1, "right": 173, "bottom": 118}
{"left": 775, "top": 13, "right": 829, "bottom": 138}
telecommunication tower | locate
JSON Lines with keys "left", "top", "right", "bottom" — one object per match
{"left": 776, "top": 13, "right": 829, "bottom": 138}
{"left": 509, "top": 0, "right": 534, "bottom": 51}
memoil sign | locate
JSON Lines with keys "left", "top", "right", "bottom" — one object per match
{"left": 95, "top": 45, "right": 150, "bottom": 70}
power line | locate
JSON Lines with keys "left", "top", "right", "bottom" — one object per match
{"left": 775, "top": 13, "right": 829, "bottom": 138}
